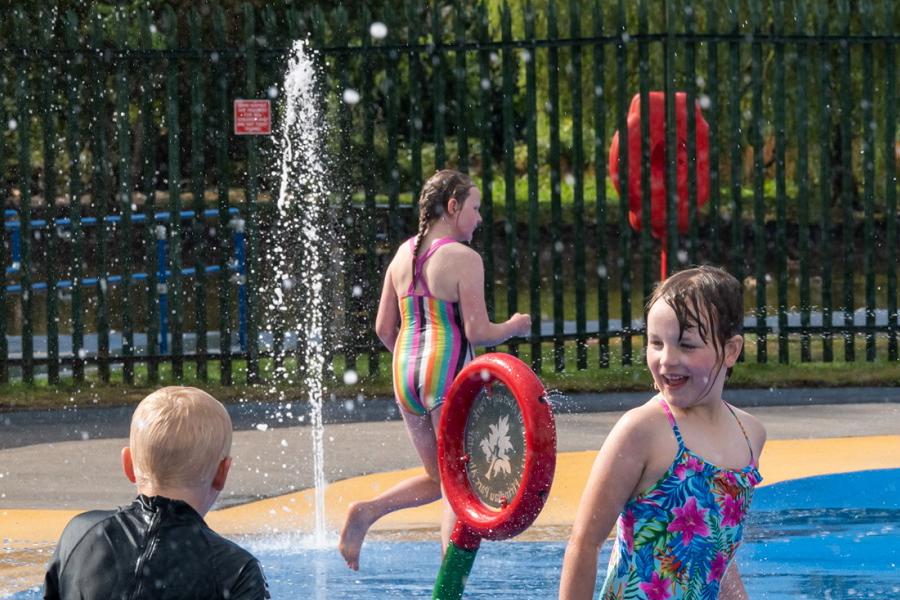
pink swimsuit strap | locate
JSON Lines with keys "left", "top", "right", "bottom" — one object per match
{"left": 406, "top": 237, "right": 457, "bottom": 297}
{"left": 657, "top": 397, "right": 756, "bottom": 466}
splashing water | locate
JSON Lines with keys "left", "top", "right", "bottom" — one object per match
{"left": 272, "top": 40, "right": 332, "bottom": 547}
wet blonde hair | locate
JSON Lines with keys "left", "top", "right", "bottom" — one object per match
{"left": 129, "top": 386, "right": 232, "bottom": 489}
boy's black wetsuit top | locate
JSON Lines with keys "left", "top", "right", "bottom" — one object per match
{"left": 43, "top": 494, "right": 270, "bottom": 600}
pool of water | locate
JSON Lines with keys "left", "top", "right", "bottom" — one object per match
{"left": 12, "top": 469, "right": 899, "bottom": 599}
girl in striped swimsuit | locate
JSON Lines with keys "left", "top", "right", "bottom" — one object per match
{"left": 339, "top": 169, "right": 531, "bottom": 571}
{"left": 560, "top": 266, "right": 767, "bottom": 599}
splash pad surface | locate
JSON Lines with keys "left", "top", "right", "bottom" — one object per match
{"left": 3, "top": 403, "right": 899, "bottom": 597}
{"left": 247, "top": 468, "right": 900, "bottom": 599}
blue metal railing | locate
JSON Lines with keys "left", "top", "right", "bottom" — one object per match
{"left": 3, "top": 207, "right": 248, "bottom": 353}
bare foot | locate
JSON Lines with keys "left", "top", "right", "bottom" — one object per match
{"left": 339, "top": 502, "right": 374, "bottom": 571}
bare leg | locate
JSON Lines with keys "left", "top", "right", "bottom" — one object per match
{"left": 440, "top": 500, "right": 456, "bottom": 555}
{"left": 339, "top": 407, "right": 445, "bottom": 570}
{"left": 432, "top": 407, "right": 459, "bottom": 555}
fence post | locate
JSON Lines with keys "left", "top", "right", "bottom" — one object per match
{"left": 548, "top": 1, "right": 565, "bottom": 372}
{"left": 727, "top": 0, "right": 744, "bottom": 293}
{"left": 838, "top": 0, "right": 855, "bottom": 363}
{"left": 749, "top": 0, "right": 767, "bottom": 363}
{"left": 37, "top": 7, "right": 61, "bottom": 384}
{"left": 408, "top": 0, "right": 424, "bottom": 229}
{"left": 333, "top": 6, "right": 355, "bottom": 375}
{"left": 593, "top": 0, "right": 610, "bottom": 369}
{"left": 453, "top": 1, "right": 469, "bottom": 172}
{"left": 705, "top": 0, "right": 721, "bottom": 263}
{"left": 13, "top": 8, "right": 34, "bottom": 384}
{"left": 885, "top": 0, "right": 898, "bottom": 362}
{"left": 0, "top": 69, "right": 7, "bottom": 383}
{"left": 815, "top": 2, "right": 833, "bottom": 363}
{"left": 139, "top": 7, "right": 159, "bottom": 384}
{"left": 525, "top": 0, "right": 542, "bottom": 372}
{"left": 638, "top": 0, "right": 652, "bottom": 326}
{"left": 243, "top": 3, "right": 261, "bottom": 383}
{"left": 386, "top": 10, "right": 401, "bottom": 246}
{"left": 615, "top": 0, "right": 633, "bottom": 367}
{"left": 795, "top": 0, "right": 811, "bottom": 363}
{"left": 684, "top": 1, "right": 699, "bottom": 268}
{"left": 569, "top": 0, "right": 587, "bottom": 370}
{"left": 860, "top": 0, "right": 877, "bottom": 362}
{"left": 774, "top": 0, "right": 788, "bottom": 364}
{"left": 663, "top": 0, "right": 677, "bottom": 276}
{"left": 189, "top": 8, "right": 209, "bottom": 381}
{"left": 88, "top": 9, "right": 112, "bottom": 383}
{"left": 501, "top": 2, "right": 518, "bottom": 357}
{"left": 432, "top": 1, "right": 446, "bottom": 169}
{"left": 163, "top": 6, "right": 184, "bottom": 379}
{"left": 476, "top": 3, "right": 495, "bottom": 321}
{"left": 116, "top": 9, "right": 135, "bottom": 383}
{"left": 212, "top": 6, "right": 232, "bottom": 385}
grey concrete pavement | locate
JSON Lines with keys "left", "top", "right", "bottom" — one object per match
{"left": 1, "top": 389, "right": 898, "bottom": 510}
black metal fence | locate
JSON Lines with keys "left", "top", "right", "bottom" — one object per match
{"left": 0, "top": 1, "right": 897, "bottom": 385}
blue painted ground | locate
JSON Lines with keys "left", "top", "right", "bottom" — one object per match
{"left": 12, "top": 469, "right": 900, "bottom": 599}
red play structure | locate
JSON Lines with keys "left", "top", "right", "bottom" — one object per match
{"left": 609, "top": 91, "right": 710, "bottom": 279}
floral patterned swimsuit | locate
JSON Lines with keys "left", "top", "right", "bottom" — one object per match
{"left": 599, "top": 398, "right": 762, "bottom": 600}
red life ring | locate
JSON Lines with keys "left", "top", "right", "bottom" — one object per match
{"left": 608, "top": 91, "right": 710, "bottom": 240}
{"left": 438, "top": 353, "right": 556, "bottom": 546}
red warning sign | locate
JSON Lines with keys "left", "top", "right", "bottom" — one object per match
{"left": 233, "top": 99, "right": 271, "bottom": 135}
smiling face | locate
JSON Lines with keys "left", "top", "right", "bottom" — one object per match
{"left": 646, "top": 300, "right": 738, "bottom": 408}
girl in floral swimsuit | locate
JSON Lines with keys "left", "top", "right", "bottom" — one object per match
{"left": 339, "top": 169, "right": 531, "bottom": 571}
{"left": 560, "top": 266, "right": 767, "bottom": 600}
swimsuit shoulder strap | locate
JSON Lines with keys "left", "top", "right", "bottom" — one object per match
{"left": 408, "top": 237, "right": 457, "bottom": 296}
{"left": 724, "top": 402, "right": 756, "bottom": 464}
{"left": 657, "top": 397, "right": 685, "bottom": 449}
{"left": 419, "top": 237, "right": 457, "bottom": 262}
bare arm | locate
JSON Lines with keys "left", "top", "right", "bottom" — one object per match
{"left": 457, "top": 252, "right": 530, "bottom": 346}
{"left": 374, "top": 266, "right": 400, "bottom": 352}
{"left": 559, "top": 413, "right": 649, "bottom": 600}
{"left": 719, "top": 560, "right": 748, "bottom": 600}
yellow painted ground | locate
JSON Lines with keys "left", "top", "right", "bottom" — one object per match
{"left": 4, "top": 435, "right": 899, "bottom": 546}
{"left": 3, "top": 435, "right": 899, "bottom": 595}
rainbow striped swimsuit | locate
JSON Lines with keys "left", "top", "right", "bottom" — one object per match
{"left": 392, "top": 237, "right": 473, "bottom": 416}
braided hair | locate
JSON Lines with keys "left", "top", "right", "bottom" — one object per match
{"left": 411, "top": 169, "right": 476, "bottom": 277}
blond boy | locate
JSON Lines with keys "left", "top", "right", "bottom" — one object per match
{"left": 44, "top": 387, "right": 269, "bottom": 600}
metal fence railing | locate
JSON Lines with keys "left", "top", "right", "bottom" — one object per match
{"left": 1, "top": 1, "right": 897, "bottom": 385}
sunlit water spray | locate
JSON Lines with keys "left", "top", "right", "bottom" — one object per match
{"left": 269, "top": 40, "right": 333, "bottom": 547}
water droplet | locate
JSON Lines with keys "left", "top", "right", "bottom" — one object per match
{"left": 343, "top": 370, "right": 359, "bottom": 385}
{"left": 699, "top": 94, "right": 711, "bottom": 109}
{"left": 8, "top": 119, "right": 17, "bottom": 131}
{"left": 256, "top": 423, "right": 269, "bottom": 432}
{"left": 369, "top": 21, "right": 388, "bottom": 40}
{"left": 342, "top": 88, "right": 360, "bottom": 105}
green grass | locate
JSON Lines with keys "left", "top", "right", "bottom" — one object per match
{"left": 2, "top": 335, "right": 897, "bottom": 411}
